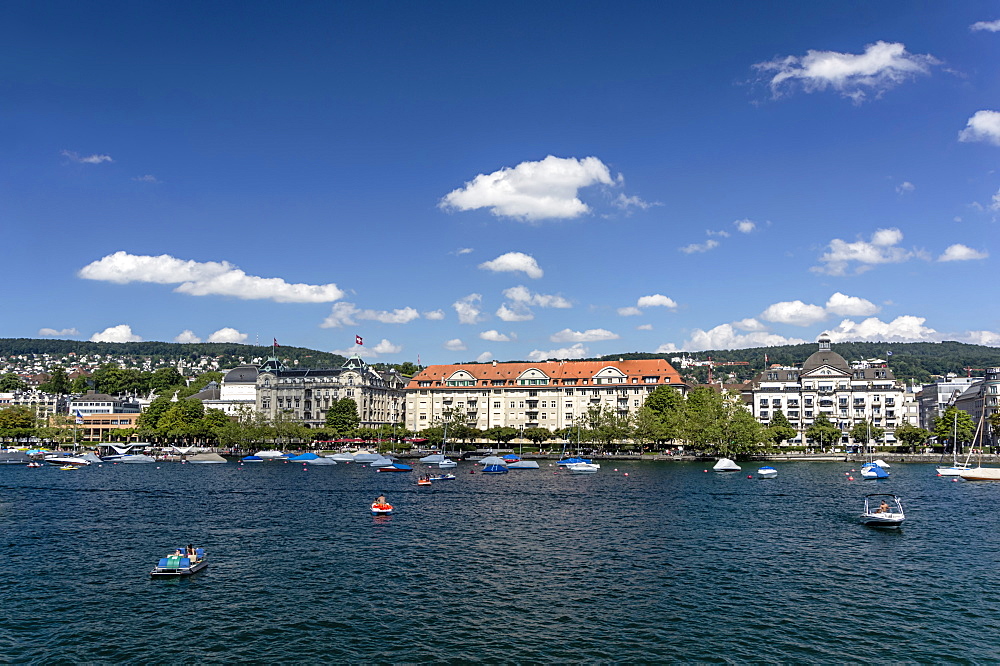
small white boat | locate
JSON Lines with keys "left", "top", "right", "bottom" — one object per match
{"left": 419, "top": 452, "right": 446, "bottom": 464}
{"left": 757, "top": 466, "right": 777, "bottom": 478}
{"left": 564, "top": 462, "right": 601, "bottom": 474}
{"left": 326, "top": 452, "right": 356, "bottom": 463}
{"left": 253, "top": 450, "right": 288, "bottom": 460}
{"left": 370, "top": 501, "right": 393, "bottom": 515}
{"left": 437, "top": 459, "right": 458, "bottom": 468}
{"left": 860, "top": 494, "right": 905, "bottom": 528}
{"left": 959, "top": 467, "right": 1000, "bottom": 481}
{"left": 860, "top": 462, "right": 889, "bottom": 479}
{"left": 713, "top": 458, "right": 741, "bottom": 472}
{"left": 117, "top": 454, "right": 156, "bottom": 463}
{"left": 151, "top": 547, "right": 208, "bottom": 577}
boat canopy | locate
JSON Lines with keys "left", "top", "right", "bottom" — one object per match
{"left": 287, "top": 452, "right": 319, "bottom": 461}
{"left": 479, "top": 456, "right": 508, "bottom": 466}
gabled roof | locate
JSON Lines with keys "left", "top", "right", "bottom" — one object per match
{"left": 406, "top": 359, "right": 683, "bottom": 389}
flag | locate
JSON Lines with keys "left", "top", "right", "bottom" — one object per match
{"left": 74, "top": 410, "right": 84, "bottom": 425}
{"left": 273, "top": 338, "right": 279, "bottom": 347}
{"left": 356, "top": 335, "right": 363, "bottom": 345}
{"left": 887, "top": 351, "right": 893, "bottom": 356}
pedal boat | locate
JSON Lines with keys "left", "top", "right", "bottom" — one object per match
{"left": 151, "top": 548, "right": 208, "bottom": 577}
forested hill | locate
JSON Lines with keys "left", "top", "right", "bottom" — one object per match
{"left": 600, "top": 341, "right": 1000, "bottom": 384}
{"left": 0, "top": 338, "right": 346, "bottom": 369}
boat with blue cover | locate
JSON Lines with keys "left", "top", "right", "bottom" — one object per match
{"left": 151, "top": 547, "right": 208, "bottom": 577}
{"left": 860, "top": 462, "right": 889, "bottom": 479}
{"left": 757, "top": 466, "right": 777, "bottom": 478}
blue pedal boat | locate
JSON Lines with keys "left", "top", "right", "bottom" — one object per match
{"left": 151, "top": 548, "right": 208, "bottom": 577}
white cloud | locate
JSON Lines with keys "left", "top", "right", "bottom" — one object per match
{"left": 453, "top": 294, "right": 485, "bottom": 325}
{"left": 637, "top": 323, "right": 653, "bottom": 331}
{"left": 423, "top": 309, "right": 445, "bottom": 320}
{"left": 617, "top": 306, "right": 643, "bottom": 316}
{"left": 754, "top": 41, "right": 938, "bottom": 103}
{"left": 656, "top": 324, "right": 806, "bottom": 352}
{"left": 825, "top": 292, "right": 880, "bottom": 317}
{"left": 896, "top": 181, "right": 915, "bottom": 194}
{"left": 373, "top": 339, "right": 402, "bottom": 354}
{"left": 174, "top": 330, "right": 202, "bottom": 343}
{"left": 440, "top": 155, "right": 617, "bottom": 221}
{"left": 478, "top": 252, "right": 544, "bottom": 279}
{"left": 811, "top": 228, "right": 913, "bottom": 276}
{"left": 454, "top": 248, "right": 474, "bottom": 255}
{"left": 332, "top": 338, "right": 402, "bottom": 358}
{"left": 826, "top": 316, "right": 938, "bottom": 342}
{"left": 679, "top": 239, "right": 719, "bottom": 254}
{"left": 707, "top": 229, "right": 731, "bottom": 238}
{"left": 938, "top": 244, "right": 989, "bottom": 262}
{"left": 476, "top": 351, "right": 493, "bottom": 363}
{"left": 496, "top": 303, "right": 534, "bottom": 322}
{"left": 962, "top": 330, "right": 1000, "bottom": 346}
{"left": 614, "top": 193, "right": 660, "bottom": 212}
{"left": 90, "top": 324, "right": 142, "bottom": 342}
{"left": 444, "top": 339, "right": 467, "bottom": 351}
{"left": 320, "top": 302, "right": 420, "bottom": 328}
{"left": 207, "top": 327, "right": 247, "bottom": 343}
{"left": 38, "top": 327, "right": 79, "bottom": 337}
{"left": 480, "top": 330, "right": 511, "bottom": 342}
{"left": 958, "top": 110, "right": 1000, "bottom": 146}
{"left": 637, "top": 294, "right": 678, "bottom": 309}
{"left": 760, "top": 300, "right": 828, "bottom": 326}
{"left": 502, "top": 285, "right": 571, "bottom": 308}
{"left": 61, "top": 150, "right": 113, "bottom": 164}
{"left": 527, "top": 343, "right": 589, "bottom": 361}
{"left": 971, "top": 19, "right": 1000, "bottom": 32}
{"left": 733, "top": 318, "right": 767, "bottom": 332}
{"left": 80, "top": 251, "right": 345, "bottom": 303}
{"left": 550, "top": 328, "right": 619, "bottom": 343}
{"left": 133, "top": 175, "right": 161, "bottom": 183}
{"left": 734, "top": 219, "right": 757, "bottom": 233}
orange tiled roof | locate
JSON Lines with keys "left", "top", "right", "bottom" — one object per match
{"left": 406, "top": 358, "right": 683, "bottom": 389}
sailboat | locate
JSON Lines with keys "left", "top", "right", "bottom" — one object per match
{"left": 958, "top": 413, "right": 1000, "bottom": 480}
{"left": 937, "top": 410, "right": 972, "bottom": 476}
{"left": 859, "top": 420, "right": 889, "bottom": 479}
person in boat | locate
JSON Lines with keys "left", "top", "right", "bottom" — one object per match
{"left": 877, "top": 500, "right": 890, "bottom": 514}
{"left": 375, "top": 494, "right": 387, "bottom": 506}
{"left": 186, "top": 544, "right": 197, "bottom": 559}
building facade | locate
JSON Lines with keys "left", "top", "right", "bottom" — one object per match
{"left": 916, "top": 376, "right": 982, "bottom": 431}
{"left": 256, "top": 356, "right": 406, "bottom": 429}
{"left": 403, "top": 358, "right": 686, "bottom": 432}
{"left": 745, "top": 335, "right": 915, "bottom": 445}
{"left": 0, "top": 390, "right": 66, "bottom": 421}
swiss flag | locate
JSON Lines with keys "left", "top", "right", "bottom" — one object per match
{"left": 356, "top": 335, "right": 363, "bottom": 346}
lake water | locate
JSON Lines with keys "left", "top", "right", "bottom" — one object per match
{"left": 3, "top": 459, "right": 1000, "bottom": 663}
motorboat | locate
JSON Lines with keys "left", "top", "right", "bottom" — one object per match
{"left": 959, "top": 467, "right": 1000, "bottom": 481}
{"left": 305, "top": 456, "right": 337, "bottom": 465}
{"left": 253, "top": 450, "right": 288, "bottom": 460}
{"left": 479, "top": 456, "right": 509, "bottom": 474}
{"left": 151, "top": 548, "right": 208, "bottom": 577}
{"left": 26, "top": 461, "right": 43, "bottom": 468}
{"left": 860, "top": 494, "right": 905, "bottom": 528}
{"left": 353, "top": 451, "right": 382, "bottom": 463}
{"left": 59, "top": 465, "right": 79, "bottom": 471}
{"left": 187, "top": 452, "right": 227, "bottom": 464}
{"left": 437, "top": 458, "right": 458, "bottom": 468}
{"left": 417, "top": 477, "right": 432, "bottom": 486}
{"left": 419, "top": 451, "right": 446, "bottom": 464}
{"left": 116, "top": 454, "right": 156, "bottom": 463}
{"left": 713, "top": 458, "right": 741, "bottom": 472}
{"left": 757, "top": 466, "right": 778, "bottom": 478}
{"left": 371, "top": 501, "right": 394, "bottom": 515}
{"left": 565, "top": 462, "right": 601, "bottom": 474}
{"left": 368, "top": 456, "right": 395, "bottom": 468}
{"left": 240, "top": 455, "right": 263, "bottom": 462}
{"left": 429, "top": 473, "right": 456, "bottom": 481}
{"left": 326, "top": 452, "right": 356, "bottom": 463}
{"left": 508, "top": 460, "right": 540, "bottom": 469}
{"left": 860, "top": 462, "right": 889, "bottom": 479}
{"left": 46, "top": 453, "right": 101, "bottom": 467}
{"left": 377, "top": 463, "right": 413, "bottom": 472}
{"left": 557, "top": 457, "right": 592, "bottom": 466}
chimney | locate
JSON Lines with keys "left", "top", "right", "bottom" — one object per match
{"left": 492, "top": 360, "right": 497, "bottom": 366}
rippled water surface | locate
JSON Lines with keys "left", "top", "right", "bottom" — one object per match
{"left": 3, "top": 459, "right": 1000, "bottom": 663}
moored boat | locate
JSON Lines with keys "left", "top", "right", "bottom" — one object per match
{"left": 565, "top": 462, "right": 600, "bottom": 474}
{"left": 429, "top": 473, "right": 456, "bottom": 481}
{"left": 713, "top": 458, "right": 741, "bottom": 472}
{"left": 860, "top": 462, "right": 889, "bottom": 479}
{"left": 860, "top": 494, "right": 905, "bottom": 528}
{"left": 371, "top": 502, "right": 394, "bottom": 515}
{"left": 757, "top": 466, "right": 778, "bottom": 478}
{"left": 377, "top": 463, "right": 413, "bottom": 472}
{"left": 151, "top": 547, "right": 208, "bottom": 577}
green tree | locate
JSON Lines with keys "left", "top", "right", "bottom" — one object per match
{"left": 850, "top": 419, "right": 885, "bottom": 447}
{"left": 93, "top": 364, "right": 145, "bottom": 395}
{"left": 893, "top": 422, "right": 929, "bottom": 449}
{"left": 149, "top": 367, "right": 185, "bottom": 393}
{"left": 396, "top": 361, "right": 420, "bottom": 376}
{"left": 325, "top": 398, "right": 360, "bottom": 437}
{"left": 632, "top": 405, "right": 664, "bottom": 450}
{"left": 0, "top": 405, "right": 36, "bottom": 440}
{"left": 483, "top": 426, "right": 518, "bottom": 445}
{"left": 70, "top": 375, "right": 91, "bottom": 393}
{"left": 38, "top": 366, "right": 71, "bottom": 394}
{"left": 158, "top": 399, "right": 206, "bottom": 443}
{"left": 989, "top": 412, "right": 1000, "bottom": 445}
{"left": 805, "top": 413, "right": 842, "bottom": 449}
{"left": 643, "top": 385, "right": 684, "bottom": 440}
{"left": 522, "top": 427, "right": 553, "bottom": 448}
{"left": 932, "top": 407, "right": 977, "bottom": 452}
{"left": 136, "top": 395, "right": 173, "bottom": 431}
{"left": 765, "top": 409, "right": 797, "bottom": 448}
{"left": 0, "top": 373, "right": 28, "bottom": 392}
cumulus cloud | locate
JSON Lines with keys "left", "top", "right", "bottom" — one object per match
{"left": 958, "top": 110, "right": 1000, "bottom": 146}
{"left": 480, "top": 330, "right": 512, "bottom": 342}
{"left": 825, "top": 316, "right": 939, "bottom": 343}
{"left": 527, "top": 343, "right": 589, "bottom": 362}
{"left": 38, "top": 327, "right": 79, "bottom": 337}
{"left": 90, "top": 324, "right": 142, "bottom": 342}
{"left": 938, "top": 244, "right": 989, "bottom": 262}
{"left": 61, "top": 150, "right": 113, "bottom": 164}
{"left": 733, "top": 318, "right": 768, "bottom": 332}
{"left": 444, "top": 339, "right": 467, "bottom": 351}
{"left": 320, "top": 302, "right": 421, "bottom": 329}
{"left": 206, "top": 327, "right": 247, "bottom": 343}
{"left": 550, "top": 328, "right": 619, "bottom": 343}
{"left": 478, "top": 252, "right": 544, "bottom": 279}
{"left": 614, "top": 193, "right": 660, "bottom": 213}
{"left": 962, "top": 330, "right": 1000, "bottom": 346}
{"left": 502, "top": 285, "right": 571, "bottom": 308}
{"left": 476, "top": 351, "right": 493, "bottom": 363}
{"left": 133, "top": 175, "right": 161, "bottom": 183}
{"left": 617, "top": 306, "right": 643, "bottom": 317}
{"left": 656, "top": 324, "right": 807, "bottom": 352}
{"left": 80, "top": 251, "right": 345, "bottom": 303}
{"left": 496, "top": 303, "right": 534, "bottom": 322}
{"left": 453, "top": 294, "right": 485, "bottom": 325}
{"left": 760, "top": 300, "right": 828, "bottom": 326}
{"left": 825, "top": 292, "right": 880, "bottom": 316}
{"left": 174, "top": 330, "right": 201, "bottom": 343}
{"left": 896, "top": 181, "right": 915, "bottom": 194}
{"left": 734, "top": 219, "right": 757, "bottom": 233}
{"left": 679, "top": 239, "right": 719, "bottom": 254}
{"left": 423, "top": 309, "right": 446, "bottom": 320}
{"left": 637, "top": 294, "right": 678, "bottom": 309}
{"left": 754, "top": 41, "right": 938, "bottom": 103}
{"left": 971, "top": 19, "right": 1000, "bottom": 32}
{"left": 332, "top": 338, "right": 402, "bottom": 357}
{"left": 637, "top": 323, "right": 653, "bottom": 331}
{"left": 440, "top": 155, "right": 618, "bottom": 221}
{"left": 811, "top": 228, "right": 913, "bottom": 276}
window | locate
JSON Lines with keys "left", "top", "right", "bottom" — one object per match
{"left": 493, "top": 402, "right": 500, "bottom": 408}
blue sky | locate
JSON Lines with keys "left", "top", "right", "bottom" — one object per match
{"left": 4, "top": 1, "right": 1000, "bottom": 364}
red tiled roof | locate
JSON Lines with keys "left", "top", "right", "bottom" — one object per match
{"left": 406, "top": 359, "right": 683, "bottom": 389}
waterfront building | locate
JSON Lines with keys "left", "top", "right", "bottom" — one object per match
{"left": 403, "top": 358, "right": 686, "bottom": 432}
{"left": 256, "top": 356, "right": 406, "bottom": 429}
{"left": 67, "top": 391, "right": 141, "bottom": 416}
{"left": 201, "top": 365, "right": 260, "bottom": 418}
{"left": 744, "top": 335, "right": 914, "bottom": 446}
{"left": 945, "top": 367, "right": 1000, "bottom": 447}
{"left": 0, "top": 390, "right": 66, "bottom": 421}
{"left": 917, "top": 375, "right": 982, "bottom": 430}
